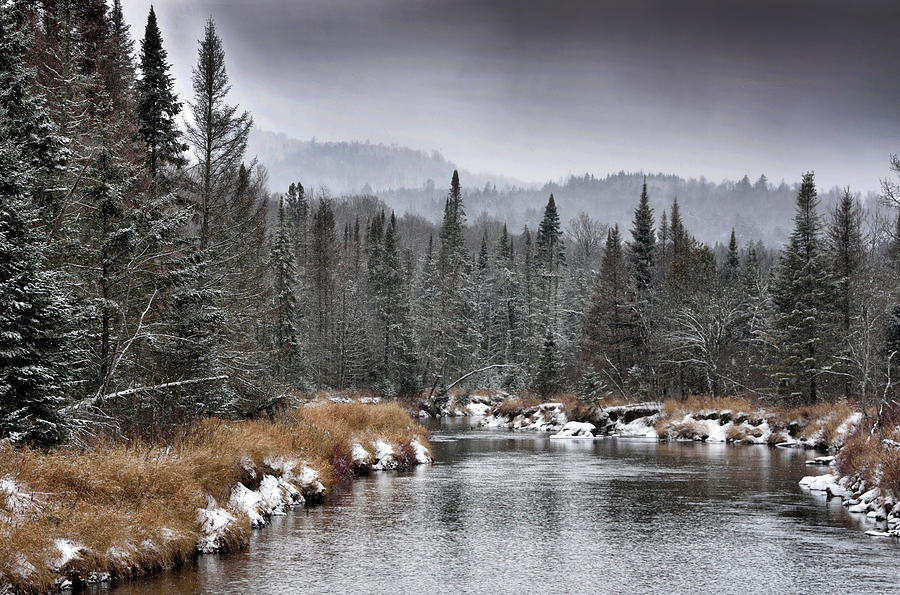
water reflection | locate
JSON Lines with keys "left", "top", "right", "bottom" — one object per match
{"left": 109, "top": 420, "right": 899, "bottom": 594}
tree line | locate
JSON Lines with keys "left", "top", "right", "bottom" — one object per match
{"left": 1, "top": 1, "right": 898, "bottom": 447}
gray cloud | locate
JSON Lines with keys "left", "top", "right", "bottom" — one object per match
{"left": 123, "top": 0, "right": 900, "bottom": 191}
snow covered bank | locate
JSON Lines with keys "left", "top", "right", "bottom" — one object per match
{"left": 0, "top": 402, "right": 431, "bottom": 594}
{"left": 478, "top": 394, "right": 864, "bottom": 452}
{"left": 800, "top": 469, "right": 899, "bottom": 538}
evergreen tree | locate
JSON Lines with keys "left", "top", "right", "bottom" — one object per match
{"left": 724, "top": 228, "right": 740, "bottom": 284}
{"left": 582, "top": 225, "right": 633, "bottom": 393}
{"left": 135, "top": 5, "right": 185, "bottom": 180}
{"left": 534, "top": 329, "right": 562, "bottom": 397}
{"left": 434, "top": 171, "right": 475, "bottom": 382}
{"left": 270, "top": 197, "right": 301, "bottom": 383}
{"left": 768, "top": 173, "right": 838, "bottom": 402}
{"left": 0, "top": 4, "right": 72, "bottom": 445}
{"left": 535, "top": 194, "right": 566, "bottom": 327}
{"left": 185, "top": 16, "right": 252, "bottom": 251}
{"left": 628, "top": 178, "right": 656, "bottom": 295}
{"left": 827, "top": 188, "right": 863, "bottom": 396}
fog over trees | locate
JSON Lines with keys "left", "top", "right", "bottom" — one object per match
{"left": 1, "top": 1, "right": 898, "bottom": 446}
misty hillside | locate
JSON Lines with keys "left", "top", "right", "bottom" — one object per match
{"left": 379, "top": 172, "right": 864, "bottom": 247}
{"left": 251, "top": 130, "right": 869, "bottom": 246}
{"left": 248, "top": 129, "right": 522, "bottom": 195}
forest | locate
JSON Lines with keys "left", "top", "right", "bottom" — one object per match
{"left": 2, "top": 0, "right": 899, "bottom": 447}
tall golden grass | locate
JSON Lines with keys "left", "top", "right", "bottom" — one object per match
{"left": 0, "top": 402, "right": 427, "bottom": 594}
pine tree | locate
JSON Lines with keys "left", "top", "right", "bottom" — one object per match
{"left": 582, "top": 224, "right": 633, "bottom": 392}
{"left": 106, "top": 0, "right": 135, "bottom": 105}
{"left": 434, "top": 171, "right": 475, "bottom": 382}
{"left": 827, "top": 188, "right": 863, "bottom": 397}
{"left": 0, "top": 3, "right": 72, "bottom": 445}
{"left": 534, "top": 329, "right": 562, "bottom": 397}
{"left": 309, "top": 198, "right": 340, "bottom": 386}
{"left": 535, "top": 194, "right": 566, "bottom": 328}
{"left": 135, "top": 5, "right": 185, "bottom": 180}
{"left": 628, "top": 178, "right": 656, "bottom": 295}
{"left": 768, "top": 172, "right": 838, "bottom": 402}
{"left": 271, "top": 197, "right": 301, "bottom": 383}
{"left": 723, "top": 228, "right": 740, "bottom": 285}
{"left": 185, "top": 16, "right": 252, "bottom": 252}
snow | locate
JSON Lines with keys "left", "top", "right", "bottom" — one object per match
{"left": 53, "top": 539, "right": 82, "bottom": 570}
{"left": 806, "top": 456, "right": 835, "bottom": 465}
{"left": 372, "top": 439, "right": 398, "bottom": 470}
{"left": 466, "top": 402, "right": 491, "bottom": 416}
{"left": 196, "top": 504, "right": 237, "bottom": 553}
{"left": 615, "top": 416, "right": 659, "bottom": 438}
{"left": 551, "top": 421, "right": 597, "bottom": 439}
{"left": 229, "top": 482, "right": 265, "bottom": 527}
{"left": 410, "top": 439, "right": 432, "bottom": 464}
{"left": 1, "top": 476, "right": 42, "bottom": 527}
{"left": 832, "top": 412, "right": 863, "bottom": 445}
{"left": 860, "top": 488, "right": 881, "bottom": 503}
{"left": 352, "top": 442, "right": 372, "bottom": 466}
{"left": 798, "top": 474, "right": 847, "bottom": 497}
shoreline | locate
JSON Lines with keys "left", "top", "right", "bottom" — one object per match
{"left": 422, "top": 391, "right": 899, "bottom": 540}
{"left": 0, "top": 402, "right": 432, "bottom": 594}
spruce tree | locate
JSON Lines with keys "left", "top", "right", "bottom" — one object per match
{"left": 534, "top": 329, "right": 562, "bottom": 397}
{"left": 628, "top": 178, "right": 656, "bottom": 295}
{"left": 0, "top": 3, "right": 72, "bottom": 445}
{"left": 768, "top": 173, "right": 838, "bottom": 403}
{"left": 271, "top": 197, "right": 301, "bottom": 383}
{"left": 827, "top": 189, "right": 863, "bottom": 396}
{"left": 185, "top": 16, "right": 252, "bottom": 251}
{"left": 723, "top": 228, "right": 740, "bottom": 285}
{"left": 582, "top": 225, "right": 633, "bottom": 391}
{"left": 135, "top": 5, "right": 185, "bottom": 180}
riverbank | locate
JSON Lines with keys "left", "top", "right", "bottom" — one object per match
{"left": 799, "top": 430, "right": 900, "bottom": 538}
{"left": 0, "top": 402, "right": 431, "bottom": 594}
{"left": 430, "top": 390, "right": 899, "bottom": 538}
{"left": 435, "top": 392, "right": 866, "bottom": 451}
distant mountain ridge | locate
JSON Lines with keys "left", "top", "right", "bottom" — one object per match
{"left": 249, "top": 129, "right": 873, "bottom": 246}
{"left": 248, "top": 129, "right": 524, "bottom": 195}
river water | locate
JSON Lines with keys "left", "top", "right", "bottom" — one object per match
{"left": 111, "top": 418, "right": 899, "bottom": 594}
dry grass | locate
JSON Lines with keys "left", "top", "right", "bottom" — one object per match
{"left": 660, "top": 395, "right": 757, "bottom": 417}
{"left": 834, "top": 402, "right": 900, "bottom": 498}
{"left": 494, "top": 395, "right": 544, "bottom": 418}
{"left": 726, "top": 425, "right": 751, "bottom": 442}
{"left": 0, "top": 402, "right": 427, "bottom": 594}
{"left": 771, "top": 402, "right": 855, "bottom": 444}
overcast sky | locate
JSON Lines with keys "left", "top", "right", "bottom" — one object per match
{"left": 122, "top": 0, "right": 900, "bottom": 192}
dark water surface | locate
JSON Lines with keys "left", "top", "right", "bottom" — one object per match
{"left": 111, "top": 418, "right": 899, "bottom": 594}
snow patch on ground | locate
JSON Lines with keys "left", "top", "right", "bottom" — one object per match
{"left": 53, "top": 539, "right": 82, "bottom": 570}
{"left": 466, "top": 402, "right": 491, "bottom": 416}
{"left": 372, "top": 439, "right": 398, "bottom": 470}
{"left": 1, "top": 476, "right": 41, "bottom": 526}
{"left": 551, "top": 421, "right": 597, "bottom": 439}
{"left": 196, "top": 504, "right": 237, "bottom": 553}
{"left": 615, "top": 416, "right": 659, "bottom": 438}
{"left": 411, "top": 439, "right": 433, "bottom": 464}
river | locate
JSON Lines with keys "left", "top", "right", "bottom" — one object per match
{"left": 109, "top": 417, "right": 899, "bottom": 594}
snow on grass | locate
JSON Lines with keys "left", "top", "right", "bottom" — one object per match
{"left": 466, "top": 402, "right": 491, "bottom": 416}
{"left": 615, "top": 415, "right": 659, "bottom": 438}
{"left": 0, "top": 475, "right": 41, "bottom": 526}
{"left": 352, "top": 442, "right": 371, "bottom": 466}
{"left": 196, "top": 504, "right": 238, "bottom": 554}
{"left": 551, "top": 421, "right": 597, "bottom": 439}
{"left": 372, "top": 439, "right": 398, "bottom": 470}
{"left": 52, "top": 539, "right": 82, "bottom": 570}
{"left": 411, "top": 439, "right": 432, "bottom": 464}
